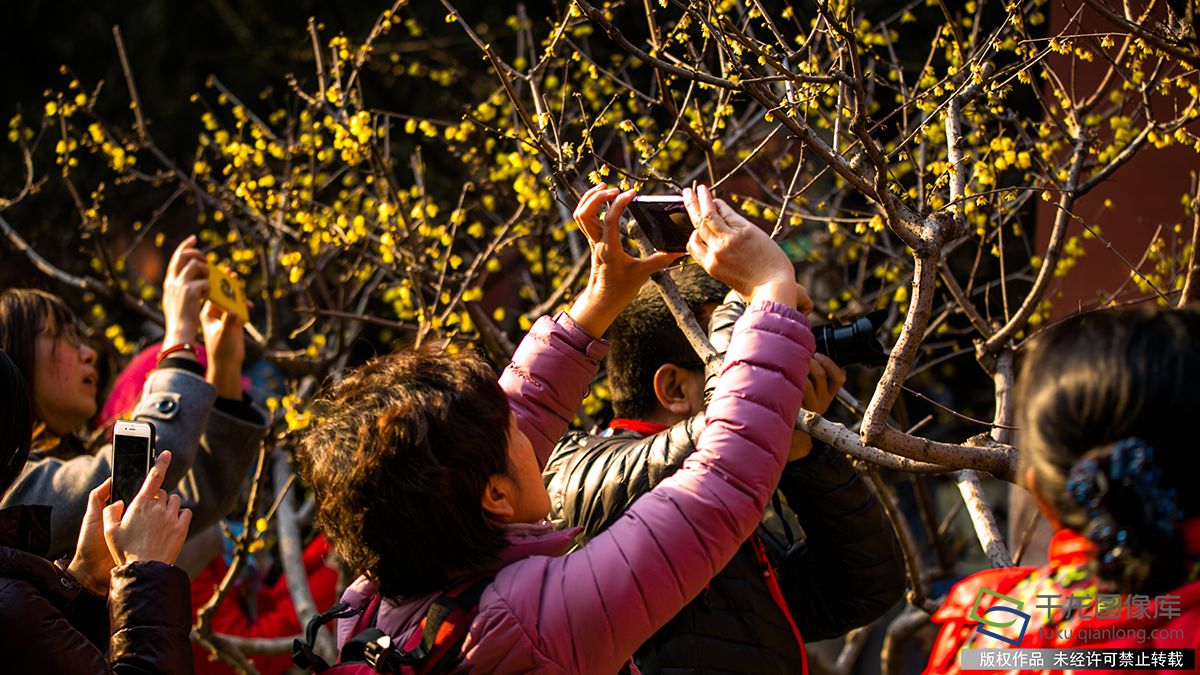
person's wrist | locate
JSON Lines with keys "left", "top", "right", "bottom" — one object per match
{"left": 66, "top": 556, "right": 109, "bottom": 596}
{"left": 162, "top": 323, "right": 198, "bottom": 351}
{"left": 749, "top": 278, "right": 798, "bottom": 308}
{"left": 566, "top": 286, "right": 616, "bottom": 338}
{"left": 207, "top": 362, "right": 243, "bottom": 399}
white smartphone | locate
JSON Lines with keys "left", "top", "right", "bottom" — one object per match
{"left": 111, "top": 420, "right": 156, "bottom": 505}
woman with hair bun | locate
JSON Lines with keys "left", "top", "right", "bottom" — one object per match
{"left": 925, "top": 305, "right": 1200, "bottom": 675}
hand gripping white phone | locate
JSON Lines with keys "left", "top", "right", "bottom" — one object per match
{"left": 110, "top": 420, "right": 156, "bottom": 505}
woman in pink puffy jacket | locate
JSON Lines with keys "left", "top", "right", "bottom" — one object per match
{"left": 297, "top": 184, "right": 816, "bottom": 673}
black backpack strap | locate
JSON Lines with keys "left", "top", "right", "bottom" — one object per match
{"left": 364, "top": 575, "right": 495, "bottom": 674}
{"left": 336, "top": 595, "right": 387, "bottom": 665}
{"left": 292, "top": 601, "right": 364, "bottom": 672}
{"left": 416, "top": 575, "right": 492, "bottom": 668}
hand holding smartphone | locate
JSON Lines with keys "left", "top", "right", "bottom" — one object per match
{"left": 111, "top": 420, "right": 155, "bottom": 506}
{"left": 626, "top": 195, "right": 693, "bottom": 253}
{"left": 102, "top": 449, "right": 192, "bottom": 566}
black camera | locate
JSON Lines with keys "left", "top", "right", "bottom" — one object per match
{"left": 812, "top": 310, "right": 888, "bottom": 367}
{"left": 626, "top": 196, "right": 692, "bottom": 252}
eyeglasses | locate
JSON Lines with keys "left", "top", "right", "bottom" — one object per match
{"left": 670, "top": 360, "right": 706, "bottom": 372}
{"left": 35, "top": 322, "right": 84, "bottom": 349}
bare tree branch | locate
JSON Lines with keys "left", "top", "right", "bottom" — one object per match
{"left": 1182, "top": 176, "right": 1200, "bottom": 306}
{"left": 985, "top": 140, "right": 1088, "bottom": 352}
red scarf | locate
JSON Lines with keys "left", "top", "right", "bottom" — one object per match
{"left": 607, "top": 418, "right": 669, "bottom": 437}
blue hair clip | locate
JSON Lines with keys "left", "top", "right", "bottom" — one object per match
{"left": 1066, "top": 438, "right": 1182, "bottom": 565}
{"left": 1066, "top": 457, "right": 1107, "bottom": 510}
{"left": 1110, "top": 438, "right": 1184, "bottom": 539}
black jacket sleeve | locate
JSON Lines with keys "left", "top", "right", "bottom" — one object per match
{"left": 107, "top": 560, "right": 194, "bottom": 673}
{"left": 772, "top": 443, "right": 907, "bottom": 640}
{"left": 0, "top": 558, "right": 192, "bottom": 674}
{"left": 544, "top": 417, "right": 704, "bottom": 541}
{"left": 55, "top": 559, "right": 112, "bottom": 652}
{"left": 544, "top": 294, "right": 745, "bottom": 541}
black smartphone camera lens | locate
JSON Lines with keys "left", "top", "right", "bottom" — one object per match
{"left": 812, "top": 310, "right": 888, "bottom": 367}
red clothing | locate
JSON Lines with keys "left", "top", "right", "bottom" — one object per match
{"left": 191, "top": 534, "right": 339, "bottom": 675}
{"left": 607, "top": 417, "right": 669, "bottom": 436}
{"left": 926, "top": 524, "right": 1200, "bottom": 675}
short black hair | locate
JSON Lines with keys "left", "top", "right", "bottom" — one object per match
{"left": 607, "top": 265, "right": 727, "bottom": 420}
{"left": 1017, "top": 304, "right": 1200, "bottom": 594}
{"left": 296, "top": 346, "right": 512, "bottom": 599}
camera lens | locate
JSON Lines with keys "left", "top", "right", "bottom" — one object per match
{"left": 812, "top": 312, "right": 887, "bottom": 367}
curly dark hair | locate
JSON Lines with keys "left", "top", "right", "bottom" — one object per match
{"left": 1017, "top": 304, "right": 1200, "bottom": 595}
{"left": 607, "top": 265, "right": 727, "bottom": 419}
{"left": 296, "top": 347, "right": 512, "bottom": 599}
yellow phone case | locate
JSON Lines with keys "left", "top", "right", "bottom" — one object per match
{"left": 206, "top": 262, "right": 249, "bottom": 323}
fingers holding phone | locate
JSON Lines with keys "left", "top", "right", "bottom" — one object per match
{"left": 565, "top": 184, "right": 683, "bottom": 337}
{"left": 103, "top": 450, "right": 192, "bottom": 566}
{"left": 67, "top": 479, "right": 117, "bottom": 595}
{"left": 201, "top": 265, "right": 249, "bottom": 399}
{"left": 682, "top": 185, "right": 797, "bottom": 307}
{"left": 573, "top": 184, "right": 621, "bottom": 244}
{"left": 163, "top": 236, "right": 209, "bottom": 348}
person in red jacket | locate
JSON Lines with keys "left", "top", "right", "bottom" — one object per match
{"left": 189, "top": 533, "right": 339, "bottom": 675}
{"left": 925, "top": 305, "right": 1200, "bottom": 675}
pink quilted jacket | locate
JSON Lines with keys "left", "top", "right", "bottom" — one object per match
{"left": 338, "top": 301, "right": 815, "bottom": 673}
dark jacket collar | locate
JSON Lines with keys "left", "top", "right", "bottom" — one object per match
{"left": 0, "top": 504, "right": 52, "bottom": 556}
{"left": 0, "top": 504, "right": 80, "bottom": 609}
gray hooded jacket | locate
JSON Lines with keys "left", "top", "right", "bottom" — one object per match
{"left": 1, "top": 363, "right": 267, "bottom": 558}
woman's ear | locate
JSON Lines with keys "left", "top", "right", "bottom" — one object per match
{"left": 653, "top": 364, "right": 701, "bottom": 417}
{"left": 1024, "top": 465, "right": 1063, "bottom": 531}
{"left": 481, "top": 474, "right": 516, "bottom": 523}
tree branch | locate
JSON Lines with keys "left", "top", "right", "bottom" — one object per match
{"left": 985, "top": 140, "right": 1088, "bottom": 352}
{"left": 1181, "top": 176, "right": 1200, "bottom": 306}
{"left": 953, "top": 468, "right": 1014, "bottom": 567}
{"left": 861, "top": 255, "right": 939, "bottom": 446}
{"left": 1082, "top": 0, "right": 1200, "bottom": 70}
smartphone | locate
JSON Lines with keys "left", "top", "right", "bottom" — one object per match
{"left": 627, "top": 196, "right": 693, "bottom": 253}
{"left": 207, "top": 262, "right": 249, "bottom": 323}
{"left": 111, "top": 420, "right": 155, "bottom": 506}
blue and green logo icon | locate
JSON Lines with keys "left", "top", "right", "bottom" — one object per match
{"left": 969, "top": 587, "right": 1031, "bottom": 646}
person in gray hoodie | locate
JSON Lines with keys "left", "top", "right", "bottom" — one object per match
{"left": 0, "top": 234, "right": 268, "bottom": 558}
